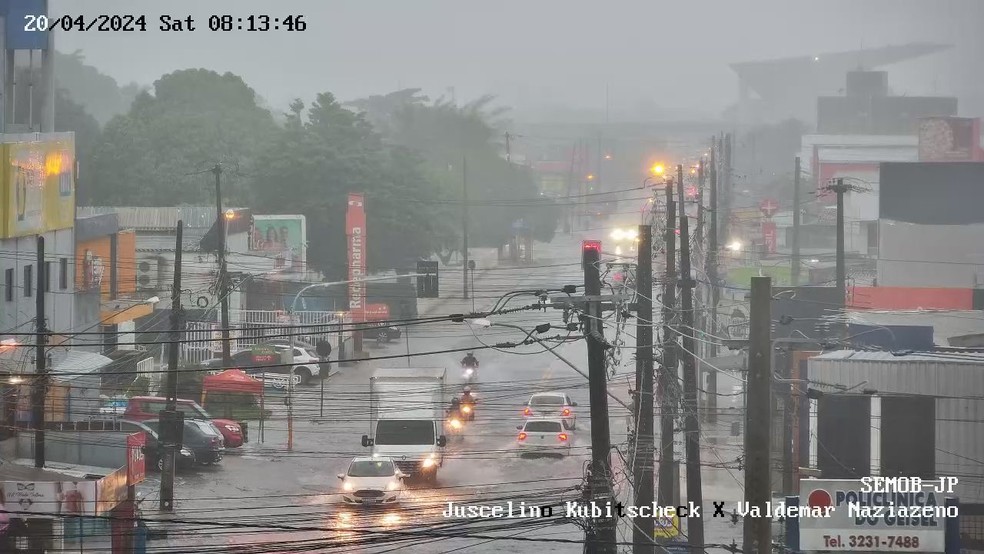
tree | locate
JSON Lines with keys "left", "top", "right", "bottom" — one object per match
{"left": 84, "top": 69, "right": 277, "bottom": 205}
{"left": 54, "top": 90, "right": 101, "bottom": 200}
{"left": 54, "top": 50, "right": 136, "bottom": 125}
{"left": 249, "top": 94, "right": 450, "bottom": 277}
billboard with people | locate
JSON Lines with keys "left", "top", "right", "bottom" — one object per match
{"left": 250, "top": 215, "right": 306, "bottom": 270}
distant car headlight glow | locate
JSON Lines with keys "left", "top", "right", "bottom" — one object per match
{"left": 343, "top": 481, "right": 354, "bottom": 491}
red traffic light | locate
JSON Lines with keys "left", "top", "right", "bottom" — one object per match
{"left": 582, "top": 240, "right": 601, "bottom": 252}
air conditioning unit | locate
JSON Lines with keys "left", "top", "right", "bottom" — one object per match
{"left": 136, "top": 257, "right": 162, "bottom": 292}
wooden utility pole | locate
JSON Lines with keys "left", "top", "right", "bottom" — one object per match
{"left": 582, "top": 240, "right": 617, "bottom": 554}
{"left": 791, "top": 157, "right": 802, "bottom": 286}
{"left": 212, "top": 164, "right": 232, "bottom": 368}
{"left": 633, "top": 225, "right": 655, "bottom": 553}
{"left": 831, "top": 178, "right": 849, "bottom": 304}
{"left": 707, "top": 151, "right": 720, "bottom": 425}
{"left": 33, "top": 237, "right": 47, "bottom": 468}
{"left": 160, "top": 222, "right": 185, "bottom": 512}
{"left": 744, "top": 276, "right": 773, "bottom": 554}
{"left": 677, "top": 165, "right": 705, "bottom": 554}
{"left": 658, "top": 180, "right": 678, "bottom": 509}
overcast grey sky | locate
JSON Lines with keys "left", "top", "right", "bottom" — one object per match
{"left": 51, "top": 0, "right": 984, "bottom": 118}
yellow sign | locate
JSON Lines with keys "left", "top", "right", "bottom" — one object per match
{"left": 1, "top": 134, "right": 76, "bottom": 238}
{"left": 654, "top": 514, "right": 681, "bottom": 539}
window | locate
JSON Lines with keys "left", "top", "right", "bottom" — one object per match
{"left": 524, "top": 421, "right": 562, "bottom": 433}
{"left": 374, "top": 420, "right": 435, "bottom": 445}
{"left": 44, "top": 262, "right": 52, "bottom": 293}
{"left": 4, "top": 268, "right": 12, "bottom": 301}
{"left": 530, "top": 395, "right": 564, "bottom": 407}
{"left": 59, "top": 258, "right": 68, "bottom": 290}
{"left": 24, "top": 265, "right": 32, "bottom": 297}
{"left": 347, "top": 460, "right": 396, "bottom": 477}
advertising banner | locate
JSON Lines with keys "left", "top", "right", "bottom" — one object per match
{"left": 95, "top": 467, "right": 128, "bottom": 516}
{"left": 762, "top": 221, "right": 778, "bottom": 254}
{"left": 127, "top": 432, "right": 146, "bottom": 486}
{"left": 364, "top": 303, "right": 390, "bottom": 321}
{"left": 918, "top": 117, "right": 981, "bottom": 161}
{"left": 2, "top": 480, "right": 97, "bottom": 516}
{"left": 797, "top": 479, "right": 949, "bottom": 552}
{"left": 346, "top": 193, "right": 367, "bottom": 322}
{"left": 250, "top": 215, "right": 306, "bottom": 269}
{"left": 3, "top": 136, "right": 76, "bottom": 238}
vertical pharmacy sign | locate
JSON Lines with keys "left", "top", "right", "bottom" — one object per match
{"left": 346, "top": 193, "right": 367, "bottom": 322}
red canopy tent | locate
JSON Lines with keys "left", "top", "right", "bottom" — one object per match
{"left": 201, "top": 370, "right": 262, "bottom": 405}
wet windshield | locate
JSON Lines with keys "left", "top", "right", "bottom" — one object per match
{"left": 348, "top": 460, "right": 396, "bottom": 477}
{"left": 525, "top": 421, "right": 562, "bottom": 433}
{"left": 374, "top": 420, "right": 435, "bottom": 445}
{"left": 530, "top": 396, "right": 565, "bottom": 406}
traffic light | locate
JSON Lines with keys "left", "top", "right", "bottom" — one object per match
{"left": 582, "top": 240, "right": 601, "bottom": 252}
{"left": 416, "top": 261, "right": 439, "bottom": 298}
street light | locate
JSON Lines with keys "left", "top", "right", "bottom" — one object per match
{"left": 224, "top": 209, "right": 235, "bottom": 220}
{"left": 463, "top": 318, "right": 631, "bottom": 410}
{"left": 651, "top": 164, "right": 665, "bottom": 176}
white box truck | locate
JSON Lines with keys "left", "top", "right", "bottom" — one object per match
{"left": 361, "top": 367, "right": 448, "bottom": 483}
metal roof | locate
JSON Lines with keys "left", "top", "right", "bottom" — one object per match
{"left": 843, "top": 310, "right": 984, "bottom": 346}
{"left": 78, "top": 206, "right": 244, "bottom": 231}
{"left": 49, "top": 350, "right": 114, "bottom": 380}
{"left": 812, "top": 349, "right": 984, "bottom": 364}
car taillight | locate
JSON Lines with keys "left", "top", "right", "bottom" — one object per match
{"left": 517, "top": 432, "right": 527, "bottom": 441}
{"left": 558, "top": 433, "right": 568, "bottom": 442}
{"left": 523, "top": 408, "right": 532, "bottom": 416}
{"left": 562, "top": 408, "right": 571, "bottom": 416}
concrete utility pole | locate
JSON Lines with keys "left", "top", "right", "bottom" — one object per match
{"left": 677, "top": 165, "right": 705, "bottom": 554}
{"left": 706, "top": 152, "right": 720, "bottom": 425}
{"left": 582, "top": 241, "right": 617, "bottom": 554}
{"left": 33, "top": 237, "right": 47, "bottom": 469}
{"left": 504, "top": 132, "right": 512, "bottom": 163}
{"left": 462, "top": 156, "right": 470, "bottom": 299}
{"left": 160, "top": 221, "right": 185, "bottom": 512}
{"left": 830, "top": 178, "right": 850, "bottom": 304}
{"left": 212, "top": 164, "right": 232, "bottom": 367}
{"left": 633, "top": 225, "right": 655, "bottom": 553}
{"left": 791, "top": 157, "right": 802, "bottom": 286}
{"left": 743, "top": 276, "right": 773, "bottom": 554}
{"left": 658, "top": 180, "right": 678, "bottom": 509}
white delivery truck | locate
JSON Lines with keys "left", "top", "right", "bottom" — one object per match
{"left": 361, "top": 367, "right": 448, "bottom": 483}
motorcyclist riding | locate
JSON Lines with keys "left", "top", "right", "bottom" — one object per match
{"left": 461, "top": 352, "right": 479, "bottom": 368}
{"left": 447, "top": 398, "right": 465, "bottom": 434}
{"left": 459, "top": 386, "right": 476, "bottom": 421}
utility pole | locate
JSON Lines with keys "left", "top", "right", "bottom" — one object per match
{"left": 212, "top": 164, "right": 232, "bottom": 367}
{"left": 677, "top": 165, "right": 705, "bottom": 554}
{"left": 33, "top": 237, "right": 47, "bottom": 469}
{"left": 791, "top": 157, "right": 802, "bottom": 286}
{"left": 160, "top": 222, "right": 185, "bottom": 512}
{"left": 633, "top": 225, "right": 655, "bottom": 553}
{"left": 658, "top": 179, "right": 678, "bottom": 509}
{"left": 582, "top": 240, "right": 617, "bottom": 554}
{"left": 744, "top": 276, "right": 773, "bottom": 554}
{"left": 597, "top": 132, "right": 603, "bottom": 190}
{"left": 462, "top": 156, "right": 469, "bottom": 299}
{"left": 831, "top": 178, "right": 849, "bottom": 304}
{"left": 721, "top": 134, "right": 733, "bottom": 245}
{"left": 504, "top": 132, "right": 512, "bottom": 163}
{"left": 707, "top": 154, "right": 720, "bottom": 425}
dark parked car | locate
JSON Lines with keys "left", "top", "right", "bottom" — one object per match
{"left": 119, "top": 420, "right": 196, "bottom": 471}
{"left": 362, "top": 323, "right": 402, "bottom": 344}
{"left": 141, "top": 419, "right": 225, "bottom": 466}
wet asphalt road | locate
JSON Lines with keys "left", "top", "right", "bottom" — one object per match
{"left": 137, "top": 232, "right": 748, "bottom": 553}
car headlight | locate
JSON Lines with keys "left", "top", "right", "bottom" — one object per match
{"left": 224, "top": 424, "right": 239, "bottom": 432}
{"left": 422, "top": 457, "right": 435, "bottom": 468}
{"left": 463, "top": 369, "right": 473, "bottom": 377}
{"left": 461, "top": 405, "right": 471, "bottom": 414}
{"left": 343, "top": 481, "right": 354, "bottom": 491}
{"left": 387, "top": 481, "right": 400, "bottom": 491}
{"left": 449, "top": 419, "right": 462, "bottom": 429}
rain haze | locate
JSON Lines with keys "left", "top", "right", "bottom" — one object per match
{"left": 2, "top": 1, "right": 984, "bottom": 553}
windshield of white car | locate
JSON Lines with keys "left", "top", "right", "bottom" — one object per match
{"left": 374, "top": 420, "right": 435, "bottom": 445}
{"left": 348, "top": 460, "right": 396, "bottom": 477}
{"left": 192, "top": 421, "right": 221, "bottom": 436}
{"left": 530, "top": 396, "right": 564, "bottom": 406}
{"left": 525, "top": 421, "right": 562, "bottom": 432}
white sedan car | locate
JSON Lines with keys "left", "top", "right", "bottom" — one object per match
{"left": 338, "top": 457, "right": 406, "bottom": 505}
{"left": 523, "top": 392, "right": 577, "bottom": 429}
{"left": 516, "top": 418, "right": 574, "bottom": 457}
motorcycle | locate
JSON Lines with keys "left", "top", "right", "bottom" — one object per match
{"left": 446, "top": 409, "right": 466, "bottom": 442}
{"left": 459, "top": 398, "right": 476, "bottom": 422}
{"left": 461, "top": 363, "right": 479, "bottom": 385}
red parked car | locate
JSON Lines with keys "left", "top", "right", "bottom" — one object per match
{"left": 124, "top": 396, "right": 245, "bottom": 448}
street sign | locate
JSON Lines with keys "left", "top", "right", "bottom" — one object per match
{"left": 797, "top": 479, "right": 949, "bottom": 552}
{"left": 654, "top": 514, "right": 681, "bottom": 538}
{"left": 759, "top": 198, "right": 780, "bottom": 218}
{"left": 364, "top": 303, "right": 390, "bottom": 321}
